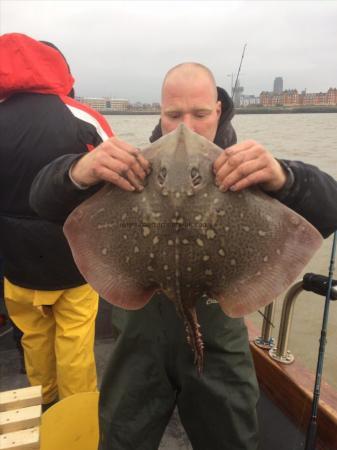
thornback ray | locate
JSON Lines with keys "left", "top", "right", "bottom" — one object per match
{"left": 64, "top": 123, "right": 323, "bottom": 373}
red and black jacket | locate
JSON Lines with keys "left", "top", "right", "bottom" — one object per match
{"left": 0, "top": 33, "right": 113, "bottom": 289}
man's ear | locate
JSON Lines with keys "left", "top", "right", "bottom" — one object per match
{"left": 216, "top": 100, "right": 222, "bottom": 120}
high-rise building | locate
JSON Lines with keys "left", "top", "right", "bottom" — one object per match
{"left": 273, "top": 77, "right": 283, "bottom": 94}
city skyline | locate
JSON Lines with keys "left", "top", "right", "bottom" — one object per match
{"left": 77, "top": 83, "right": 337, "bottom": 105}
{"left": 2, "top": 1, "right": 336, "bottom": 102}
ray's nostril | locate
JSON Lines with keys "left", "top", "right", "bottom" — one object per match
{"left": 158, "top": 166, "right": 167, "bottom": 185}
{"left": 191, "top": 167, "right": 202, "bottom": 187}
{"left": 191, "top": 167, "right": 198, "bottom": 178}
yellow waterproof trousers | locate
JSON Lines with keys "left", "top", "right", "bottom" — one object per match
{"left": 4, "top": 279, "right": 98, "bottom": 404}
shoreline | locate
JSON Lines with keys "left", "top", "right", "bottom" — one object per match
{"left": 99, "top": 106, "right": 337, "bottom": 116}
{"left": 235, "top": 106, "right": 337, "bottom": 114}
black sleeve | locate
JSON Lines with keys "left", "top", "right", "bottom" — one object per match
{"left": 30, "top": 155, "right": 337, "bottom": 238}
{"left": 274, "top": 160, "right": 337, "bottom": 238}
{"left": 29, "top": 154, "right": 104, "bottom": 224}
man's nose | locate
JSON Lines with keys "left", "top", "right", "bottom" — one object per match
{"left": 181, "top": 115, "right": 195, "bottom": 131}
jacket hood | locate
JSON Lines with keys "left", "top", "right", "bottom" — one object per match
{"left": 0, "top": 33, "right": 74, "bottom": 98}
{"left": 213, "top": 86, "right": 237, "bottom": 148}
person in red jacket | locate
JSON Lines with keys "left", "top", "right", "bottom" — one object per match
{"left": 0, "top": 33, "right": 121, "bottom": 409}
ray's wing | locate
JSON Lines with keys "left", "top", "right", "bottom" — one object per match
{"left": 64, "top": 184, "right": 157, "bottom": 310}
{"left": 211, "top": 189, "right": 323, "bottom": 317}
{"left": 63, "top": 126, "right": 194, "bottom": 310}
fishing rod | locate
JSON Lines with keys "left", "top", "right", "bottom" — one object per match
{"left": 231, "top": 43, "right": 247, "bottom": 100}
{"left": 231, "top": 42, "right": 275, "bottom": 329}
{"left": 304, "top": 230, "right": 337, "bottom": 450}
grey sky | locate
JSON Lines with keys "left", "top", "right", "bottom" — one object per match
{"left": 1, "top": 0, "right": 336, "bottom": 102}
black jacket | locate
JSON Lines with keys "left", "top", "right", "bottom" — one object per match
{"left": 0, "top": 93, "right": 113, "bottom": 289}
{"left": 0, "top": 34, "right": 113, "bottom": 289}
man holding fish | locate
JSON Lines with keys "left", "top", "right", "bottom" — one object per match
{"left": 31, "top": 63, "right": 337, "bottom": 450}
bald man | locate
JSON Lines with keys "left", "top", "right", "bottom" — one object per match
{"left": 155, "top": 63, "right": 287, "bottom": 193}
{"left": 30, "top": 63, "right": 337, "bottom": 450}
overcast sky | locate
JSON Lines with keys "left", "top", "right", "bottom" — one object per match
{"left": 1, "top": 0, "right": 336, "bottom": 102}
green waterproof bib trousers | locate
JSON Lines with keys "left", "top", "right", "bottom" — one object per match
{"left": 98, "top": 294, "right": 259, "bottom": 450}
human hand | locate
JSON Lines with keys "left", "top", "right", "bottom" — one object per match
{"left": 70, "top": 137, "right": 151, "bottom": 191}
{"left": 213, "top": 140, "right": 287, "bottom": 193}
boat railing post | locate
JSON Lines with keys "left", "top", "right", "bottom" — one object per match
{"left": 254, "top": 303, "right": 275, "bottom": 349}
{"left": 269, "top": 281, "right": 304, "bottom": 364}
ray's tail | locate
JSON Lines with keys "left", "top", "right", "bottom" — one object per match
{"left": 183, "top": 306, "right": 204, "bottom": 375}
{"left": 172, "top": 238, "right": 204, "bottom": 373}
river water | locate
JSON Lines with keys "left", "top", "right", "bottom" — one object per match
{"left": 105, "top": 113, "right": 337, "bottom": 390}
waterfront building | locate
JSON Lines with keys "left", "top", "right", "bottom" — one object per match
{"left": 77, "top": 97, "right": 129, "bottom": 112}
{"left": 76, "top": 97, "right": 160, "bottom": 113}
{"left": 259, "top": 91, "right": 273, "bottom": 106}
{"left": 78, "top": 97, "right": 107, "bottom": 111}
{"left": 107, "top": 99, "right": 129, "bottom": 111}
{"left": 240, "top": 95, "right": 260, "bottom": 107}
{"left": 260, "top": 89, "right": 299, "bottom": 106}
{"left": 260, "top": 88, "right": 337, "bottom": 107}
{"left": 273, "top": 77, "right": 283, "bottom": 95}
{"left": 302, "top": 92, "right": 315, "bottom": 105}
{"left": 282, "top": 89, "right": 299, "bottom": 105}
{"left": 128, "top": 102, "right": 160, "bottom": 113}
{"left": 326, "top": 88, "right": 337, "bottom": 105}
